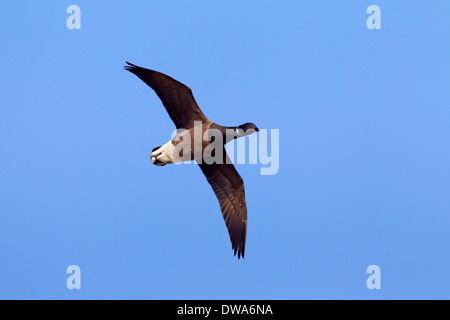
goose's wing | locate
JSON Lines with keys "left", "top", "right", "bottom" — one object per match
{"left": 125, "top": 62, "right": 208, "bottom": 129}
{"left": 197, "top": 150, "right": 247, "bottom": 259}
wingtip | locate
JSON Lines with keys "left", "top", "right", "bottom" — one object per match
{"left": 233, "top": 244, "right": 245, "bottom": 259}
{"left": 124, "top": 61, "right": 137, "bottom": 72}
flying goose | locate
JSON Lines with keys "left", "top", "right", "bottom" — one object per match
{"left": 124, "top": 62, "right": 259, "bottom": 259}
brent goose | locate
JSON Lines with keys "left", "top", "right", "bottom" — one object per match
{"left": 125, "top": 62, "right": 259, "bottom": 259}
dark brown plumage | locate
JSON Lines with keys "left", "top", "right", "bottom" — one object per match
{"left": 198, "top": 151, "right": 247, "bottom": 259}
{"left": 124, "top": 62, "right": 208, "bottom": 129}
{"left": 125, "top": 62, "right": 258, "bottom": 259}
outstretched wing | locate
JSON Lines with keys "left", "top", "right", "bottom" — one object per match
{"left": 124, "top": 62, "right": 209, "bottom": 129}
{"left": 197, "top": 150, "right": 247, "bottom": 259}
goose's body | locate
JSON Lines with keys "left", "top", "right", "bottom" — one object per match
{"left": 125, "top": 62, "right": 259, "bottom": 259}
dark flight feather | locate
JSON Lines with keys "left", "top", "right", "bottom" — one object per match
{"left": 124, "top": 62, "right": 208, "bottom": 129}
{"left": 198, "top": 150, "right": 247, "bottom": 259}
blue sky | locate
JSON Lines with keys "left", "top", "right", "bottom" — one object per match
{"left": 0, "top": 1, "right": 449, "bottom": 299}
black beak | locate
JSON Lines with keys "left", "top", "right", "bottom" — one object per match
{"left": 255, "top": 127, "right": 260, "bottom": 132}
